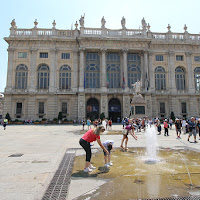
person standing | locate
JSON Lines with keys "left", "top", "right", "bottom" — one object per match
{"left": 79, "top": 125, "right": 109, "bottom": 172}
{"left": 87, "top": 118, "right": 91, "bottom": 130}
{"left": 157, "top": 119, "right": 161, "bottom": 135}
{"left": 188, "top": 117, "right": 197, "bottom": 143}
{"left": 182, "top": 118, "right": 186, "bottom": 134}
{"left": 82, "top": 118, "right": 85, "bottom": 130}
{"left": 103, "top": 140, "right": 114, "bottom": 167}
{"left": 164, "top": 119, "right": 169, "bottom": 136}
{"left": 175, "top": 118, "right": 181, "bottom": 139}
{"left": 169, "top": 118, "right": 173, "bottom": 129}
{"left": 197, "top": 119, "right": 200, "bottom": 140}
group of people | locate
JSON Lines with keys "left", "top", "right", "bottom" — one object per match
{"left": 82, "top": 118, "right": 112, "bottom": 130}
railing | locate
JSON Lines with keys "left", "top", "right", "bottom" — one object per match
{"left": 9, "top": 27, "right": 200, "bottom": 43}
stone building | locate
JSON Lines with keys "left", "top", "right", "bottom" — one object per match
{"left": 0, "top": 93, "right": 4, "bottom": 119}
{"left": 3, "top": 17, "right": 200, "bottom": 121}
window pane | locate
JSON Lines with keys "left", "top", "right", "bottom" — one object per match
{"left": 39, "top": 102, "right": 44, "bottom": 114}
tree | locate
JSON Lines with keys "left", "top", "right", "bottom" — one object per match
{"left": 100, "top": 112, "right": 105, "bottom": 120}
{"left": 5, "top": 113, "right": 11, "bottom": 122}
{"left": 58, "top": 112, "right": 63, "bottom": 121}
{"left": 170, "top": 112, "right": 175, "bottom": 122}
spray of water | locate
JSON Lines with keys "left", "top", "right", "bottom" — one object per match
{"left": 145, "top": 126, "right": 158, "bottom": 163}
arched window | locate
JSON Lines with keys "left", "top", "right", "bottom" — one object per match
{"left": 85, "top": 53, "right": 100, "bottom": 88}
{"left": 127, "top": 54, "right": 141, "bottom": 88}
{"left": 37, "top": 64, "right": 49, "bottom": 89}
{"left": 107, "top": 53, "right": 120, "bottom": 88}
{"left": 175, "top": 67, "right": 185, "bottom": 90}
{"left": 194, "top": 67, "right": 200, "bottom": 91}
{"left": 15, "top": 64, "right": 28, "bottom": 89}
{"left": 155, "top": 66, "right": 166, "bottom": 90}
{"left": 59, "top": 65, "right": 71, "bottom": 89}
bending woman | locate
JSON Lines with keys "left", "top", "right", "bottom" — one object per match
{"left": 79, "top": 125, "right": 109, "bottom": 172}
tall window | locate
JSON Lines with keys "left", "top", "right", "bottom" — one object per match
{"left": 155, "top": 66, "right": 166, "bottom": 90}
{"left": 85, "top": 52, "right": 100, "bottom": 88}
{"left": 194, "top": 67, "right": 200, "bottom": 91}
{"left": 38, "top": 102, "right": 44, "bottom": 114}
{"left": 181, "top": 102, "right": 187, "bottom": 113}
{"left": 15, "top": 64, "right": 28, "bottom": 89}
{"left": 175, "top": 67, "right": 185, "bottom": 90}
{"left": 127, "top": 54, "right": 141, "bottom": 88}
{"left": 59, "top": 65, "right": 71, "bottom": 89}
{"left": 16, "top": 103, "right": 22, "bottom": 114}
{"left": 160, "top": 102, "right": 165, "bottom": 113}
{"left": 37, "top": 64, "right": 49, "bottom": 89}
{"left": 62, "top": 102, "right": 68, "bottom": 114}
{"left": 107, "top": 53, "right": 120, "bottom": 88}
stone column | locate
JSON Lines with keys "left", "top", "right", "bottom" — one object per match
{"left": 123, "top": 95, "right": 130, "bottom": 118}
{"left": 100, "top": 49, "right": 107, "bottom": 92}
{"left": 100, "top": 94, "right": 108, "bottom": 118}
{"left": 168, "top": 51, "right": 176, "bottom": 93}
{"left": 186, "top": 52, "right": 195, "bottom": 92}
{"left": 122, "top": 49, "right": 128, "bottom": 91}
{"left": 29, "top": 48, "right": 37, "bottom": 92}
{"left": 78, "top": 93, "right": 85, "bottom": 120}
{"left": 49, "top": 48, "right": 58, "bottom": 93}
{"left": 72, "top": 50, "right": 79, "bottom": 92}
{"left": 5, "top": 47, "right": 15, "bottom": 92}
{"left": 79, "top": 48, "right": 85, "bottom": 92}
{"left": 148, "top": 51, "right": 154, "bottom": 92}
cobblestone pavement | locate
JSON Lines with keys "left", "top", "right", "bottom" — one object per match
{"left": 0, "top": 124, "right": 199, "bottom": 200}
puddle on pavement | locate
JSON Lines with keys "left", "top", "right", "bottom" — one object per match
{"left": 71, "top": 148, "right": 200, "bottom": 200}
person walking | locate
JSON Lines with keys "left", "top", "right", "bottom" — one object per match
{"left": 164, "top": 119, "right": 169, "bottom": 136}
{"left": 182, "top": 118, "right": 186, "bottom": 134}
{"left": 175, "top": 118, "right": 181, "bottom": 139}
{"left": 197, "top": 119, "right": 200, "bottom": 140}
{"left": 187, "top": 117, "right": 197, "bottom": 143}
{"left": 79, "top": 125, "right": 109, "bottom": 172}
{"left": 87, "top": 118, "right": 91, "bottom": 130}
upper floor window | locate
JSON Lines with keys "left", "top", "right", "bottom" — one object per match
{"left": 107, "top": 53, "right": 120, "bottom": 88}
{"left": 85, "top": 52, "right": 100, "bottom": 88}
{"left": 155, "top": 66, "right": 166, "bottom": 90}
{"left": 155, "top": 55, "right": 164, "bottom": 61}
{"left": 175, "top": 67, "right": 185, "bottom": 90}
{"left": 37, "top": 64, "right": 49, "bottom": 89}
{"left": 194, "top": 56, "right": 200, "bottom": 62}
{"left": 127, "top": 53, "right": 141, "bottom": 88}
{"left": 194, "top": 67, "right": 200, "bottom": 91}
{"left": 40, "top": 52, "right": 48, "bottom": 58}
{"left": 59, "top": 65, "right": 71, "bottom": 89}
{"left": 15, "top": 64, "right": 28, "bottom": 89}
{"left": 61, "top": 53, "right": 70, "bottom": 59}
{"left": 176, "top": 55, "right": 184, "bottom": 61}
{"left": 18, "top": 52, "right": 27, "bottom": 58}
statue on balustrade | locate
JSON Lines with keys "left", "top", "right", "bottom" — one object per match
{"left": 79, "top": 14, "right": 85, "bottom": 27}
{"left": 121, "top": 16, "right": 126, "bottom": 29}
{"left": 141, "top": 17, "right": 147, "bottom": 29}
{"left": 101, "top": 16, "right": 106, "bottom": 28}
{"left": 132, "top": 81, "right": 141, "bottom": 95}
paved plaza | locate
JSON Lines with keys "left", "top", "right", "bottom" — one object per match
{"left": 0, "top": 124, "right": 199, "bottom": 200}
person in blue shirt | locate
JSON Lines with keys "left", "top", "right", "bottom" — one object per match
{"left": 187, "top": 117, "right": 197, "bottom": 143}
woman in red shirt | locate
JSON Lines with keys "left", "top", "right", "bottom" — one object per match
{"left": 79, "top": 125, "right": 109, "bottom": 172}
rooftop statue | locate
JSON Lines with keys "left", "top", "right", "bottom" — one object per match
{"left": 121, "top": 16, "right": 126, "bottom": 29}
{"left": 141, "top": 17, "right": 147, "bottom": 29}
{"left": 101, "top": 16, "right": 106, "bottom": 28}
{"left": 79, "top": 15, "right": 85, "bottom": 27}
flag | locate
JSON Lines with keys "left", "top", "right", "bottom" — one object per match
{"left": 107, "top": 73, "right": 109, "bottom": 88}
{"left": 123, "top": 73, "right": 125, "bottom": 90}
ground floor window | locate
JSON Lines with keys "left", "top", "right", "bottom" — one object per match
{"left": 16, "top": 103, "right": 22, "bottom": 115}
{"left": 39, "top": 102, "right": 44, "bottom": 114}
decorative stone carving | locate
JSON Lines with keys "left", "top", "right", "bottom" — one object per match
{"left": 147, "top": 23, "right": 151, "bottom": 32}
{"left": 34, "top": 19, "right": 38, "bottom": 28}
{"left": 52, "top": 20, "right": 56, "bottom": 29}
{"left": 101, "top": 16, "right": 106, "bottom": 28}
{"left": 79, "top": 15, "right": 85, "bottom": 27}
{"left": 132, "top": 81, "right": 141, "bottom": 94}
{"left": 167, "top": 24, "right": 171, "bottom": 32}
{"left": 75, "top": 21, "right": 78, "bottom": 30}
{"left": 10, "top": 19, "right": 17, "bottom": 28}
{"left": 121, "top": 16, "right": 126, "bottom": 29}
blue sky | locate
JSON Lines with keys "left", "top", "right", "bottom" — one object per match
{"left": 0, "top": 0, "right": 200, "bottom": 92}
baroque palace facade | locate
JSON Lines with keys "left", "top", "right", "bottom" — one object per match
{"left": 3, "top": 17, "right": 200, "bottom": 121}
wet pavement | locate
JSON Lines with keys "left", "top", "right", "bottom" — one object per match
{"left": 0, "top": 124, "right": 200, "bottom": 200}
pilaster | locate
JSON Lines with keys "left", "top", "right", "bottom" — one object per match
{"left": 72, "top": 49, "right": 79, "bottom": 92}
{"left": 78, "top": 93, "right": 85, "bottom": 120}
{"left": 29, "top": 48, "right": 38, "bottom": 92}
{"left": 5, "top": 47, "right": 15, "bottom": 92}
{"left": 100, "top": 49, "right": 107, "bottom": 92}
{"left": 148, "top": 51, "right": 154, "bottom": 92}
{"left": 186, "top": 52, "right": 195, "bottom": 93}
{"left": 100, "top": 94, "right": 108, "bottom": 118}
{"left": 79, "top": 48, "right": 85, "bottom": 92}
{"left": 123, "top": 95, "right": 130, "bottom": 118}
{"left": 122, "top": 49, "right": 129, "bottom": 91}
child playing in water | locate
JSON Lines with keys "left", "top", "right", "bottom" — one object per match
{"left": 103, "top": 140, "right": 114, "bottom": 167}
{"left": 121, "top": 124, "right": 137, "bottom": 151}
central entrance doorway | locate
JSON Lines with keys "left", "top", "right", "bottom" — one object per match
{"left": 86, "top": 98, "right": 99, "bottom": 121}
{"left": 108, "top": 98, "right": 121, "bottom": 122}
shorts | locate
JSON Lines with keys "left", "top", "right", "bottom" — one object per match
{"left": 103, "top": 148, "right": 111, "bottom": 156}
{"left": 189, "top": 128, "right": 197, "bottom": 137}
